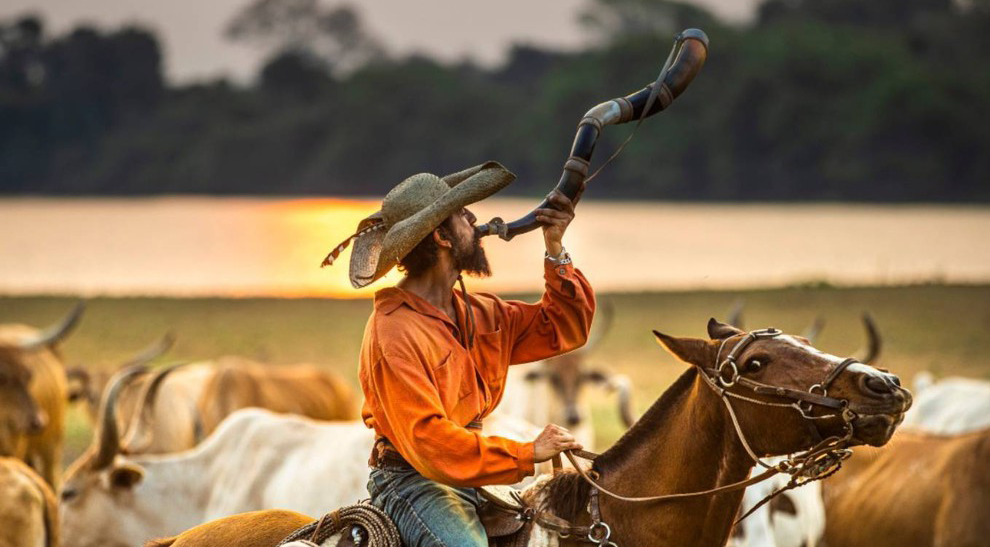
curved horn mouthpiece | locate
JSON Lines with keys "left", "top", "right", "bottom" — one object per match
{"left": 477, "top": 29, "right": 709, "bottom": 241}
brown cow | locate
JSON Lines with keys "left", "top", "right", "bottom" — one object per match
{"left": 70, "top": 344, "right": 356, "bottom": 455}
{"left": 145, "top": 510, "right": 312, "bottom": 547}
{"left": 0, "top": 456, "right": 58, "bottom": 547}
{"left": 0, "top": 303, "right": 83, "bottom": 486}
{"left": 196, "top": 356, "right": 358, "bottom": 434}
{"left": 824, "top": 428, "right": 990, "bottom": 547}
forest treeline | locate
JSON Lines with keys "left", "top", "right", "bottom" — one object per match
{"left": 1, "top": 0, "right": 987, "bottom": 200}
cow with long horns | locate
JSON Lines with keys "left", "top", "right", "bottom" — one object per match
{"left": 0, "top": 303, "right": 84, "bottom": 486}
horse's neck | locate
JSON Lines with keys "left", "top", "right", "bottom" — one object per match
{"left": 592, "top": 370, "right": 754, "bottom": 546}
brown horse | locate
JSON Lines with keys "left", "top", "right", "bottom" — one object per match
{"left": 145, "top": 319, "right": 912, "bottom": 547}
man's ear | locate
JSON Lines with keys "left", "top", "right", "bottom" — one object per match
{"left": 107, "top": 462, "right": 145, "bottom": 490}
{"left": 653, "top": 330, "right": 715, "bottom": 366}
{"left": 432, "top": 228, "right": 453, "bottom": 249}
{"left": 707, "top": 318, "right": 744, "bottom": 340}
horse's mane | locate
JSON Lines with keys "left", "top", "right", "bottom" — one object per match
{"left": 537, "top": 367, "right": 699, "bottom": 520}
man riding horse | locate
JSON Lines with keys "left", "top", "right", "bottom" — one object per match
{"left": 322, "top": 161, "right": 595, "bottom": 546}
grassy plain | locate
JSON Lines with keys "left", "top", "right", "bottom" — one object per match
{"left": 2, "top": 284, "right": 988, "bottom": 461}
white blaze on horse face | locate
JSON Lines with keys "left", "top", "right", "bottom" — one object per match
{"left": 778, "top": 335, "right": 887, "bottom": 381}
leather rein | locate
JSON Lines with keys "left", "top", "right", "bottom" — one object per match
{"left": 533, "top": 328, "right": 861, "bottom": 546}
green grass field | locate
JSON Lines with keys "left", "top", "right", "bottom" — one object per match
{"left": 2, "top": 284, "right": 988, "bottom": 461}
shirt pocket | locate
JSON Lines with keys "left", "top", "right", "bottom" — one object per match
{"left": 431, "top": 350, "right": 473, "bottom": 411}
{"left": 474, "top": 328, "right": 506, "bottom": 393}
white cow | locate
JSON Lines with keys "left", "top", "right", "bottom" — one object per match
{"left": 900, "top": 372, "right": 990, "bottom": 433}
{"left": 59, "top": 371, "right": 548, "bottom": 547}
{"left": 728, "top": 457, "right": 825, "bottom": 547}
{"left": 60, "top": 408, "right": 374, "bottom": 547}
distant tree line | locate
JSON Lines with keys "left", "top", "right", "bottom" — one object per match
{"left": 1, "top": 0, "right": 987, "bottom": 201}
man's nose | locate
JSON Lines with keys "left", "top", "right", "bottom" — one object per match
{"left": 465, "top": 208, "right": 477, "bottom": 225}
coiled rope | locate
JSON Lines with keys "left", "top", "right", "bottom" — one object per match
{"left": 277, "top": 503, "right": 401, "bottom": 547}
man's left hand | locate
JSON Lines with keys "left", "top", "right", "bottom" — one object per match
{"left": 535, "top": 189, "right": 576, "bottom": 257}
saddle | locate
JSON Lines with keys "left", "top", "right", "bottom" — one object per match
{"left": 276, "top": 486, "right": 542, "bottom": 547}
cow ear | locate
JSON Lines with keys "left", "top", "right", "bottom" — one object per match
{"left": 653, "top": 331, "right": 715, "bottom": 367}
{"left": 707, "top": 318, "right": 744, "bottom": 340}
{"left": 109, "top": 462, "right": 145, "bottom": 489}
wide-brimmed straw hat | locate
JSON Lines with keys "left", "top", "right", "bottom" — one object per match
{"left": 322, "top": 161, "right": 516, "bottom": 288}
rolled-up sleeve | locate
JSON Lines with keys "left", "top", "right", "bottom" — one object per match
{"left": 502, "top": 261, "right": 596, "bottom": 365}
{"left": 368, "top": 350, "right": 535, "bottom": 487}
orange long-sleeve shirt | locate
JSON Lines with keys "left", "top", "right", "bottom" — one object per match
{"left": 358, "top": 260, "right": 595, "bottom": 487}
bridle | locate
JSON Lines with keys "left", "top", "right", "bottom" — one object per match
{"left": 530, "top": 328, "right": 863, "bottom": 546}
{"left": 703, "top": 328, "right": 858, "bottom": 475}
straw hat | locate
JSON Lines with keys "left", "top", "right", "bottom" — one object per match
{"left": 321, "top": 161, "right": 516, "bottom": 288}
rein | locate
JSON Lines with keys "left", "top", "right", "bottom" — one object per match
{"left": 534, "top": 328, "right": 861, "bottom": 545}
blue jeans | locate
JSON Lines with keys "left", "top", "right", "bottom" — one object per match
{"left": 367, "top": 465, "right": 487, "bottom": 547}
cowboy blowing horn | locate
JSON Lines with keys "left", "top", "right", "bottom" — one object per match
{"left": 476, "top": 28, "right": 709, "bottom": 241}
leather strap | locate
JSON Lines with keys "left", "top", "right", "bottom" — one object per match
{"left": 562, "top": 450, "right": 781, "bottom": 503}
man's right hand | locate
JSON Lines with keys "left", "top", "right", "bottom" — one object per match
{"left": 533, "top": 424, "right": 583, "bottom": 463}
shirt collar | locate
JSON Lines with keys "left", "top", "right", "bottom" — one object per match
{"left": 374, "top": 287, "right": 461, "bottom": 328}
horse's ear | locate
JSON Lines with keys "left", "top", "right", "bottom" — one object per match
{"left": 653, "top": 331, "right": 714, "bottom": 366}
{"left": 707, "top": 318, "right": 743, "bottom": 340}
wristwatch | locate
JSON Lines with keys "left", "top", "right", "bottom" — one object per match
{"left": 545, "top": 247, "right": 572, "bottom": 266}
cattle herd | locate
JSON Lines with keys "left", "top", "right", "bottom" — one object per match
{"left": 0, "top": 302, "right": 987, "bottom": 547}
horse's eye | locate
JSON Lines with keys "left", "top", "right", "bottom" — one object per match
{"left": 746, "top": 359, "right": 763, "bottom": 373}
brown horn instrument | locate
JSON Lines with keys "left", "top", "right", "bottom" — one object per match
{"left": 475, "top": 28, "right": 709, "bottom": 241}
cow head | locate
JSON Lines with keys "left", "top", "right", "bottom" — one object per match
{"left": 0, "top": 345, "right": 47, "bottom": 453}
{"left": 0, "top": 303, "right": 84, "bottom": 455}
{"left": 522, "top": 301, "right": 636, "bottom": 429}
{"left": 59, "top": 362, "right": 187, "bottom": 547}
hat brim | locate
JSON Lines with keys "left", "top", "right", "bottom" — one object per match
{"left": 348, "top": 161, "right": 515, "bottom": 288}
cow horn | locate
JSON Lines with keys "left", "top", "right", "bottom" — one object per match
{"left": 726, "top": 299, "right": 745, "bottom": 329}
{"left": 120, "top": 331, "right": 176, "bottom": 369}
{"left": 92, "top": 364, "right": 148, "bottom": 470}
{"left": 608, "top": 373, "right": 637, "bottom": 428}
{"left": 801, "top": 316, "right": 826, "bottom": 344}
{"left": 121, "top": 361, "right": 191, "bottom": 454}
{"left": 579, "top": 300, "right": 614, "bottom": 355}
{"left": 18, "top": 301, "right": 85, "bottom": 350}
{"left": 584, "top": 368, "right": 637, "bottom": 429}
{"left": 854, "top": 312, "right": 882, "bottom": 365}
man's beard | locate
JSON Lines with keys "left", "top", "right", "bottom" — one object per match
{"left": 452, "top": 230, "right": 491, "bottom": 277}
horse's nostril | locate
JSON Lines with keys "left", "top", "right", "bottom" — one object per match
{"left": 862, "top": 375, "right": 894, "bottom": 395}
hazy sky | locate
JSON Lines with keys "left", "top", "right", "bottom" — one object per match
{"left": 0, "top": 0, "right": 758, "bottom": 83}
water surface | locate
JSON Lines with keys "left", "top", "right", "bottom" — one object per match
{"left": 1, "top": 198, "right": 987, "bottom": 297}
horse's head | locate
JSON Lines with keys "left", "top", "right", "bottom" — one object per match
{"left": 653, "top": 318, "right": 912, "bottom": 457}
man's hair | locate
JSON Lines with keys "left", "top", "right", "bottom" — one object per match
{"left": 398, "top": 218, "right": 453, "bottom": 276}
